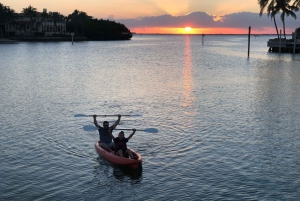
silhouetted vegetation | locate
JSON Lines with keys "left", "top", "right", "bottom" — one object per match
{"left": 66, "top": 10, "right": 132, "bottom": 40}
{"left": 0, "top": 2, "right": 16, "bottom": 36}
{"left": 258, "top": 0, "right": 299, "bottom": 38}
{"left": 0, "top": 3, "right": 132, "bottom": 40}
{"left": 83, "top": 19, "right": 132, "bottom": 40}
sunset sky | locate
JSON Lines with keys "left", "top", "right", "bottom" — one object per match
{"left": 2, "top": 0, "right": 300, "bottom": 34}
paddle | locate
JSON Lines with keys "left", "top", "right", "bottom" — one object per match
{"left": 74, "top": 114, "right": 142, "bottom": 117}
{"left": 115, "top": 128, "right": 158, "bottom": 133}
{"left": 82, "top": 125, "right": 158, "bottom": 133}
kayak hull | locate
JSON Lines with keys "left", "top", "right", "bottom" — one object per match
{"left": 94, "top": 141, "right": 142, "bottom": 169}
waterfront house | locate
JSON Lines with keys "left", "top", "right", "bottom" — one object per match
{"left": 3, "top": 9, "right": 67, "bottom": 37}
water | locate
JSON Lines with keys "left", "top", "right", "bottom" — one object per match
{"left": 1, "top": 35, "right": 300, "bottom": 200}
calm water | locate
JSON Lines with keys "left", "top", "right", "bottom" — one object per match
{"left": 1, "top": 35, "right": 300, "bottom": 200}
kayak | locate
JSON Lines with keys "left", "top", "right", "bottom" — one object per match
{"left": 94, "top": 141, "right": 142, "bottom": 169}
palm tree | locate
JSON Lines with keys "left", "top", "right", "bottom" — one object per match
{"left": 0, "top": 3, "right": 16, "bottom": 36}
{"left": 78, "top": 11, "right": 91, "bottom": 36}
{"left": 293, "top": 0, "right": 300, "bottom": 7}
{"left": 258, "top": 0, "right": 299, "bottom": 38}
{"left": 67, "top": 10, "right": 92, "bottom": 36}
{"left": 51, "top": 12, "right": 64, "bottom": 32}
{"left": 276, "top": 0, "right": 298, "bottom": 37}
{"left": 22, "top": 5, "right": 37, "bottom": 34}
{"left": 0, "top": 3, "right": 5, "bottom": 24}
{"left": 41, "top": 11, "right": 48, "bottom": 32}
{"left": 4, "top": 6, "right": 16, "bottom": 36}
{"left": 259, "top": 0, "right": 280, "bottom": 38}
{"left": 67, "top": 10, "right": 81, "bottom": 35}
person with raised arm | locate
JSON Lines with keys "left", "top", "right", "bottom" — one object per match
{"left": 93, "top": 114, "right": 121, "bottom": 151}
{"left": 109, "top": 129, "right": 137, "bottom": 159}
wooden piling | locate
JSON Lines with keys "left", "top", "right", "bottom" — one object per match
{"left": 248, "top": 26, "right": 251, "bottom": 58}
{"left": 279, "top": 30, "right": 282, "bottom": 53}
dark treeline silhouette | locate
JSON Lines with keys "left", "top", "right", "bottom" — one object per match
{"left": 0, "top": 2, "right": 15, "bottom": 37}
{"left": 0, "top": 3, "right": 132, "bottom": 40}
{"left": 66, "top": 9, "right": 132, "bottom": 40}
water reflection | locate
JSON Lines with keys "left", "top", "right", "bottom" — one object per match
{"left": 112, "top": 164, "right": 143, "bottom": 182}
{"left": 182, "top": 35, "right": 195, "bottom": 108}
{"left": 253, "top": 58, "right": 300, "bottom": 168}
{"left": 95, "top": 157, "right": 143, "bottom": 183}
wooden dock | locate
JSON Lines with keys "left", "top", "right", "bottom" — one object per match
{"left": 267, "top": 27, "right": 300, "bottom": 53}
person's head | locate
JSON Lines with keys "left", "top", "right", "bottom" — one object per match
{"left": 118, "top": 131, "right": 124, "bottom": 139}
{"left": 103, "top": 121, "right": 109, "bottom": 129}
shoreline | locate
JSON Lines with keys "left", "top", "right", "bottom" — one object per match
{"left": 0, "top": 38, "right": 18, "bottom": 44}
{"left": 0, "top": 36, "right": 134, "bottom": 42}
{"left": 1, "top": 36, "right": 87, "bottom": 43}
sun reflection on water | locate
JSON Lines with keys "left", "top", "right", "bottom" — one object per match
{"left": 182, "top": 36, "right": 195, "bottom": 108}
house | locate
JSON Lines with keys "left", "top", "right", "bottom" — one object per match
{"left": 4, "top": 8, "right": 67, "bottom": 37}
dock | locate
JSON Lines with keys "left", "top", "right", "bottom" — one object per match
{"left": 267, "top": 27, "right": 300, "bottom": 53}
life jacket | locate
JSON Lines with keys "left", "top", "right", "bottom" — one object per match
{"left": 115, "top": 137, "right": 128, "bottom": 151}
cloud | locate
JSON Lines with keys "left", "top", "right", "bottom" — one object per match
{"left": 117, "top": 11, "right": 300, "bottom": 33}
{"left": 117, "top": 12, "right": 215, "bottom": 28}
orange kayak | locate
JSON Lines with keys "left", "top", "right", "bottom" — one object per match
{"left": 94, "top": 141, "right": 142, "bottom": 169}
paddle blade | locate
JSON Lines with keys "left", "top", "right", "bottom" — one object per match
{"left": 74, "top": 114, "right": 89, "bottom": 117}
{"left": 83, "top": 125, "right": 98, "bottom": 132}
{"left": 143, "top": 128, "right": 158, "bottom": 133}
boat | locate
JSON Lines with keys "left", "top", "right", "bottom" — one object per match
{"left": 94, "top": 141, "right": 142, "bottom": 169}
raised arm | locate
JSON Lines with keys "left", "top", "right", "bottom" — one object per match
{"left": 111, "top": 114, "right": 121, "bottom": 129}
{"left": 93, "top": 115, "right": 100, "bottom": 128}
{"left": 108, "top": 129, "right": 115, "bottom": 140}
{"left": 127, "top": 129, "right": 136, "bottom": 140}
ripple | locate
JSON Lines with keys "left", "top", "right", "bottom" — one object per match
{"left": 2, "top": 36, "right": 300, "bottom": 200}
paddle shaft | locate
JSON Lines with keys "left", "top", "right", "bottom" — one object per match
{"left": 82, "top": 125, "right": 158, "bottom": 133}
{"left": 74, "top": 114, "right": 142, "bottom": 117}
{"left": 114, "top": 128, "right": 158, "bottom": 133}
{"left": 114, "top": 128, "right": 142, "bottom": 131}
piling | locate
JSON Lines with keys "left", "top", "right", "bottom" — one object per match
{"left": 248, "top": 26, "right": 251, "bottom": 58}
{"left": 71, "top": 32, "right": 74, "bottom": 45}
{"left": 279, "top": 30, "right": 282, "bottom": 53}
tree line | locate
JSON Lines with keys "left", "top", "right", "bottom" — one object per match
{"left": 0, "top": 3, "right": 132, "bottom": 40}
{"left": 258, "top": 0, "right": 300, "bottom": 38}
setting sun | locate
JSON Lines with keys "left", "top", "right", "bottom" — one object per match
{"left": 185, "top": 27, "right": 192, "bottom": 32}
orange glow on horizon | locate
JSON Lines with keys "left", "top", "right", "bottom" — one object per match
{"left": 130, "top": 27, "right": 280, "bottom": 35}
{"left": 185, "top": 27, "right": 192, "bottom": 32}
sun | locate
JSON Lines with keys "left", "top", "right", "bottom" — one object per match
{"left": 185, "top": 27, "right": 192, "bottom": 32}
